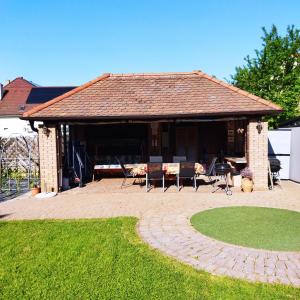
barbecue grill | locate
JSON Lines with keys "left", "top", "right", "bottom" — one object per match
{"left": 213, "top": 163, "right": 232, "bottom": 195}
{"left": 269, "top": 158, "right": 281, "bottom": 173}
{"left": 268, "top": 158, "right": 281, "bottom": 189}
{"left": 214, "top": 163, "right": 231, "bottom": 175}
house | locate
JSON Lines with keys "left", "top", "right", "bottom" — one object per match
{"left": 22, "top": 71, "right": 282, "bottom": 193}
{"left": 0, "top": 77, "right": 76, "bottom": 137}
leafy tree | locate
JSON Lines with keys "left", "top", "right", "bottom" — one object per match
{"left": 231, "top": 25, "right": 300, "bottom": 128}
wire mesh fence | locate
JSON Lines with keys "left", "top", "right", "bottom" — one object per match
{"left": 0, "top": 134, "right": 39, "bottom": 200}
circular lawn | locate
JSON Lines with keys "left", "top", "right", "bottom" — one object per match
{"left": 191, "top": 206, "right": 300, "bottom": 251}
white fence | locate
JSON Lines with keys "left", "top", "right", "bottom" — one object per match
{"left": 268, "top": 127, "right": 300, "bottom": 182}
{"left": 290, "top": 127, "right": 300, "bottom": 183}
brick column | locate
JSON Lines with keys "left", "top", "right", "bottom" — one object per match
{"left": 38, "top": 124, "right": 59, "bottom": 193}
{"left": 246, "top": 119, "right": 268, "bottom": 190}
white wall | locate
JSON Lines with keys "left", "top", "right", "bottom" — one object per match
{"left": 290, "top": 127, "right": 300, "bottom": 183}
{"left": 0, "top": 117, "right": 37, "bottom": 137}
{"left": 268, "top": 129, "right": 291, "bottom": 179}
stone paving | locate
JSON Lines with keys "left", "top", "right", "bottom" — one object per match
{"left": 0, "top": 179, "right": 300, "bottom": 286}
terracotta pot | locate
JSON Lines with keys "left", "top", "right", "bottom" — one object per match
{"left": 241, "top": 178, "right": 253, "bottom": 192}
{"left": 31, "top": 187, "right": 40, "bottom": 196}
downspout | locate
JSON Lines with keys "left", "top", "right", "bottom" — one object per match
{"left": 29, "top": 120, "right": 38, "bottom": 133}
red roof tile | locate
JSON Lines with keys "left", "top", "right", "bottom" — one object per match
{"left": 0, "top": 78, "right": 76, "bottom": 116}
{"left": 23, "top": 71, "right": 282, "bottom": 120}
{"left": 0, "top": 78, "right": 36, "bottom": 116}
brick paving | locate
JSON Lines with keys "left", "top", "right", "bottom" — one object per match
{"left": 0, "top": 179, "right": 300, "bottom": 286}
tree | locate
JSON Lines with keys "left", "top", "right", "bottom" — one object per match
{"left": 231, "top": 25, "right": 300, "bottom": 128}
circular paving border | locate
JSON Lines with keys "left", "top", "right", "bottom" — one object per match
{"left": 138, "top": 204, "right": 300, "bottom": 286}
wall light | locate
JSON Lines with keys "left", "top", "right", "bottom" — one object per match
{"left": 256, "top": 120, "right": 263, "bottom": 134}
{"left": 42, "top": 125, "right": 50, "bottom": 137}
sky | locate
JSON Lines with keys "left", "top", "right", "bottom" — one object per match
{"left": 1, "top": 0, "right": 300, "bottom": 86}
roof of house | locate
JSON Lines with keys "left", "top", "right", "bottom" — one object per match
{"left": 278, "top": 116, "right": 300, "bottom": 128}
{"left": 23, "top": 71, "right": 282, "bottom": 120}
{"left": 0, "top": 77, "right": 76, "bottom": 117}
{"left": 0, "top": 77, "right": 36, "bottom": 116}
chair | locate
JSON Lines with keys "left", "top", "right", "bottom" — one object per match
{"left": 173, "top": 156, "right": 187, "bottom": 163}
{"left": 146, "top": 163, "right": 165, "bottom": 192}
{"left": 204, "top": 157, "right": 218, "bottom": 186}
{"left": 177, "top": 162, "right": 196, "bottom": 191}
{"left": 115, "top": 157, "right": 136, "bottom": 188}
{"left": 149, "top": 156, "right": 163, "bottom": 163}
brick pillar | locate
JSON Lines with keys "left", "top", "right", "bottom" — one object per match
{"left": 246, "top": 119, "right": 268, "bottom": 190}
{"left": 38, "top": 124, "right": 59, "bottom": 193}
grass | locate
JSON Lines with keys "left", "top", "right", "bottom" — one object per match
{"left": 191, "top": 206, "right": 300, "bottom": 251}
{"left": 0, "top": 218, "right": 299, "bottom": 299}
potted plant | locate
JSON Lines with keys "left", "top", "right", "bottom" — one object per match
{"left": 240, "top": 167, "right": 253, "bottom": 192}
{"left": 30, "top": 182, "right": 41, "bottom": 196}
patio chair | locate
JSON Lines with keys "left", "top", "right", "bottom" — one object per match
{"left": 146, "top": 162, "right": 165, "bottom": 192}
{"left": 177, "top": 161, "right": 196, "bottom": 191}
{"left": 115, "top": 157, "right": 136, "bottom": 188}
{"left": 149, "top": 156, "right": 163, "bottom": 163}
{"left": 173, "top": 156, "right": 187, "bottom": 163}
{"left": 204, "top": 157, "right": 218, "bottom": 186}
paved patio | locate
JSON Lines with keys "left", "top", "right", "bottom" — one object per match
{"left": 0, "top": 179, "right": 300, "bottom": 286}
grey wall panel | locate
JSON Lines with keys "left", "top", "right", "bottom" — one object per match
{"left": 290, "top": 127, "right": 300, "bottom": 183}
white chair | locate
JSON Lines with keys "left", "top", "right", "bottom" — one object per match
{"left": 149, "top": 156, "right": 163, "bottom": 163}
{"left": 173, "top": 156, "right": 187, "bottom": 163}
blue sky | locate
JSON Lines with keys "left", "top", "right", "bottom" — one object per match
{"left": 1, "top": 0, "right": 299, "bottom": 86}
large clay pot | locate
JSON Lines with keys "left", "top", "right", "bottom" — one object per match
{"left": 31, "top": 187, "right": 41, "bottom": 196}
{"left": 241, "top": 178, "right": 253, "bottom": 192}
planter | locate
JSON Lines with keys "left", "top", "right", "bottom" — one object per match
{"left": 31, "top": 187, "right": 41, "bottom": 196}
{"left": 241, "top": 177, "right": 253, "bottom": 192}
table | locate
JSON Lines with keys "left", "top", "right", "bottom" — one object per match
{"left": 93, "top": 163, "right": 206, "bottom": 179}
{"left": 224, "top": 157, "right": 247, "bottom": 187}
{"left": 224, "top": 157, "right": 247, "bottom": 164}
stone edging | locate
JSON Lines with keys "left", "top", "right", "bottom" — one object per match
{"left": 137, "top": 206, "right": 300, "bottom": 287}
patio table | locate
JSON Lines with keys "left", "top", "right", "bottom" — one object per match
{"left": 93, "top": 163, "right": 206, "bottom": 178}
{"left": 130, "top": 163, "right": 206, "bottom": 177}
{"left": 224, "top": 156, "right": 247, "bottom": 187}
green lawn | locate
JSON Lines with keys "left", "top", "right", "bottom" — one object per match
{"left": 191, "top": 206, "right": 300, "bottom": 251}
{"left": 0, "top": 219, "right": 299, "bottom": 299}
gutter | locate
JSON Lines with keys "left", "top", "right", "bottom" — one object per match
{"left": 20, "top": 109, "right": 283, "bottom": 122}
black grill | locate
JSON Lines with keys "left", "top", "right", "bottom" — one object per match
{"left": 214, "top": 163, "right": 231, "bottom": 176}
{"left": 269, "top": 158, "right": 281, "bottom": 173}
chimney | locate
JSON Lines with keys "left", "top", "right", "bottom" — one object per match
{"left": 0, "top": 83, "right": 3, "bottom": 100}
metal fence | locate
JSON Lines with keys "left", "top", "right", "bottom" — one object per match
{"left": 0, "top": 135, "right": 39, "bottom": 200}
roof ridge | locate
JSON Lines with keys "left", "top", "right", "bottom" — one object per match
{"left": 110, "top": 71, "right": 195, "bottom": 77}
{"left": 32, "top": 86, "right": 77, "bottom": 88}
{"left": 193, "top": 71, "right": 282, "bottom": 110}
{"left": 23, "top": 73, "right": 110, "bottom": 117}
{"left": 4, "top": 77, "right": 37, "bottom": 88}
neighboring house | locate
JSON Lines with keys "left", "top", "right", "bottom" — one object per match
{"left": 22, "top": 71, "right": 282, "bottom": 193}
{"left": 0, "top": 77, "right": 36, "bottom": 137}
{"left": 0, "top": 77, "right": 76, "bottom": 137}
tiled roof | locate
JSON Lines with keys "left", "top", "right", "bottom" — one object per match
{"left": 0, "top": 78, "right": 76, "bottom": 116}
{"left": 23, "top": 71, "right": 282, "bottom": 120}
{"left": 0, "top": 78, "right": 36, "bottom": 116}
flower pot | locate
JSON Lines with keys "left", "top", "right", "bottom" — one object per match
{"left": 241, "top": 178, "right": 253, "bottom": 192}
{"left": 31, "top": 187, "right": 40, "bottom": 196}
